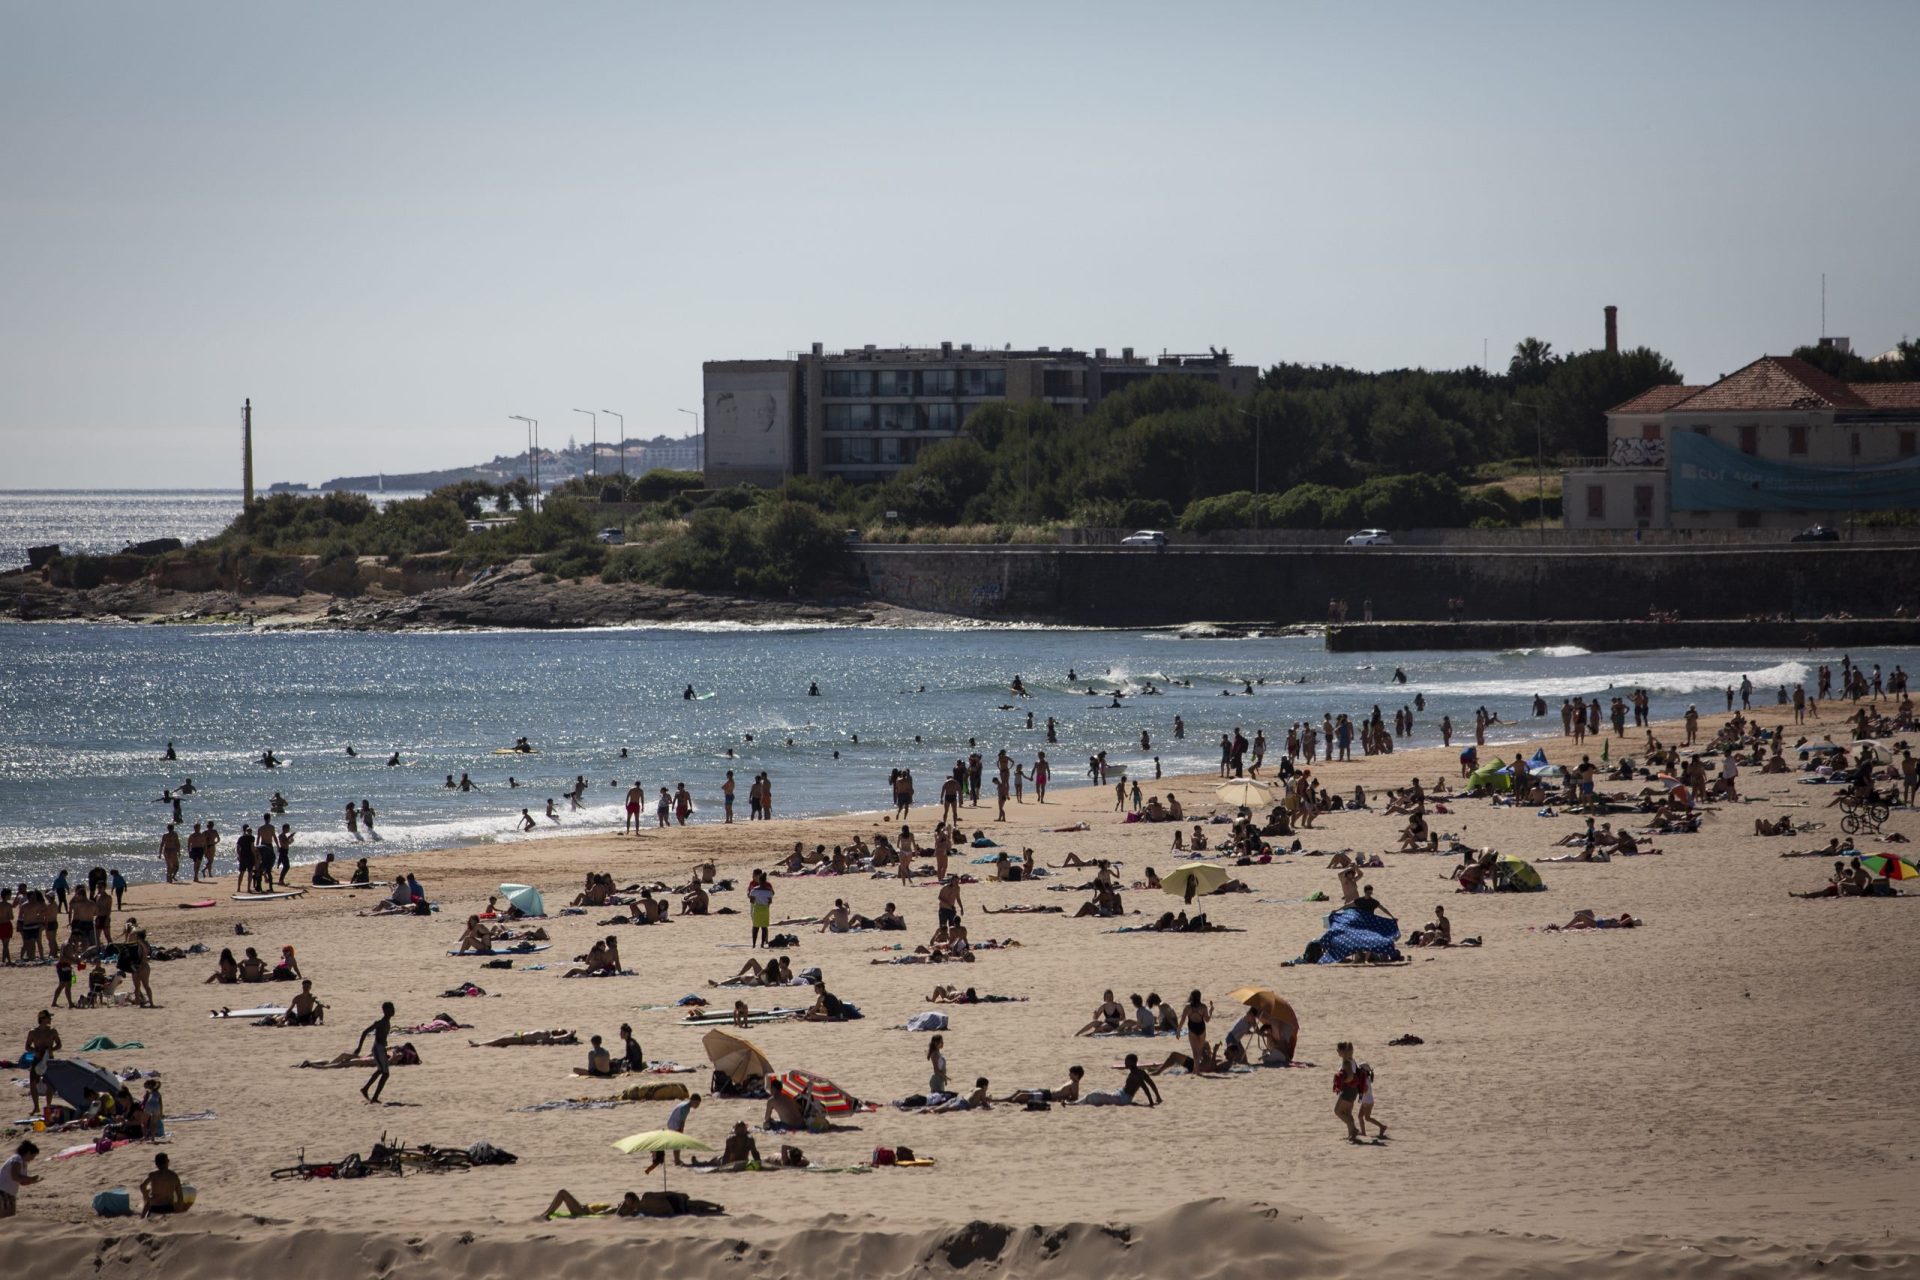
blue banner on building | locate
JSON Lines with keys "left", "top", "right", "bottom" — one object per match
{"left": 1669, "top": 429, "right": 1920, "bottom": 511}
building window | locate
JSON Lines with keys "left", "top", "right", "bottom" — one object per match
{"left": 878, "top": 436, "right": 905, "bottom": 464}
{"left": 918, "top": 369, "right": 955, "bottom": 396}
{"left": 1640, "top": 422, "right": 1662, "bottom": 441}
{"left": 1633, "top": 485, "right": 1654, "bottom": 522}
{"left": 1901, "top": 431, "right": 1917, "bottom": 458}
{"left": 874, "top": 369, "right": 914, "bottom": 397}
{"left": 825, "top": 369, "right": 873, "bottom": 397}
{"left": 876, "top": 403, "right": 914, "bottom": 432}
{"left": 824, "top": 404, "right": 873, "bottom": 432}
{"left": 1788, "top": 425, "right": 1807, "bottom": 455}
{"left": 1738, "top": 425, "right": 1757, "bottom": 455}
{"left": 1585, "top": 484, "right": 1605, "bottom": 521}
{"left": 960, "top": 368, "right": 1006, "bottom": 397}
{"left": 1042, "top": 369, "right": 1083, "bottom": 397}
{"left": 919, "top": 403, "right": 958, "bottom": 432}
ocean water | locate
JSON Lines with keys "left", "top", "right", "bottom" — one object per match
{"left": 0, "top": 621, "right": 1893, "bottom": 888}
{"left": 0, "top": 489, "right": 430, "bottom": 569}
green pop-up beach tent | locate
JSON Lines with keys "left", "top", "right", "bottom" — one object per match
{"left": 1466, "top": 757, "right": 1511, "bottom": 792}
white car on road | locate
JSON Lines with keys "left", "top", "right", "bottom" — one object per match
{"left": 1343, "top": 529, "right": 1393, "bottom": 546}
{"left": 1120, "top": 530, "right": 1168, "bottom": 547}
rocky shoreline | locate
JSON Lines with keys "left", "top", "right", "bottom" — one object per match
{"left": 1, "top": 559, "right": 906, "bottom": 630}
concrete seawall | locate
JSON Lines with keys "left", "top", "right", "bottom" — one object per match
{"left": 852, "top": 543, "right": 1920, "bottom": 631}
{"left": 1323, "top": 619, "right": 1920, "bottom": 653}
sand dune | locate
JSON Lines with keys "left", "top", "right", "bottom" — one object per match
{"left": 4, "top": 704, "right": 1918, "bottom": 1277}
{"left": 16, "top": 1198, "right": 1920, "bottom": 1279}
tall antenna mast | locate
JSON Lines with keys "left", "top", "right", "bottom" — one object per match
{"left": 242, "top": 398, "right": 255, "bottom": 507}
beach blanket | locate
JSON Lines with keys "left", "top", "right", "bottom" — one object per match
{"left": 78, "top": 1035, "right": 145, "bottom": 1052}
{"left": 1307, "top": 908, "right": 1402, "bottom": 964}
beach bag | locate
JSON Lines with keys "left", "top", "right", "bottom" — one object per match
{"left": 872, "top": 1146, "right": 896, "bottom": 1166}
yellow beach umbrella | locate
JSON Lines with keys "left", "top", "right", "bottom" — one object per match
{"left": 612, "top": 1129, "right": 714, "bottom": 1192}
{"left": 612, "top": 1130, "right": 713, "bottom": 1157}
{"left": 1162, "top": 863, "right": 1230, "bottom": 899}
{"left": 1214, "top": 780, "right": 1269, "bottom": 808}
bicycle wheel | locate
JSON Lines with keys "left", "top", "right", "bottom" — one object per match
{"left": 269, "top": 1166, "right": 311, "bottom": 1181}
{"left": 1869, "top": 804, "right": 1891, "bottom": 823}
{"left": 1841, "top": 814, "right": 1862, "bottom": 835}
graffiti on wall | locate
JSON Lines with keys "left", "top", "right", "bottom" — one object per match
{"left": 1609, "top": 436, "right": 1666, "bottom": 467}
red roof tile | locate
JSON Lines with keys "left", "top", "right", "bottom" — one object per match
{"left": 1850, "top": 382, "right": 1920, "bottom": 410}
{"left": 1608, "top": 384, "right": 1702, "bottom": 414}
{"left": 1671, "top": 356, "right": 1870, "bottom": 411}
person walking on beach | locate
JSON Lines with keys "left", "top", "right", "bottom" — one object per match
{"left": 159, "top": 824, "right": 181, "bottom": 883}
{"left": 1034, "top": 752, "right": 1050, "bottom": 802}
{"left": 655, "top": 787, "right": 671, "bottom": 828}
{"left": 1333, "top": 1041, "right": 1366, "bottom": 1142}
{"left": 674, "top": 783, "right": 693, "bottom": 825}
{"left": 624, "top": 782, "right": 643, "bottom": 834}
{"left": 356, "top": 1001, "right": 395, "bottom": 1104}
{"left": 747, "top": 870, "right": 773, "bottom": 949}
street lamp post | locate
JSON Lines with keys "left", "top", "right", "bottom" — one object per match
{"left": 602, "top": 410, "right": 625, "bottom": 479}
{"left": 509, "top": 415, "right": 539, "bottom": 512}
{"left": 1511, "top": 402, "right": 1546, "bottom": 544}
{"left": 573, "top": 409, "right": 598, "bottom": 479}
{"left": 1237, "top": 409, "right": 1262, "bottom": 532}
{"left": 678, "top": 408, "right": 700, "bottom": 477}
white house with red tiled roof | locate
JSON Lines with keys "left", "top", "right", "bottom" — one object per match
{"left": 1563, "top": 355, "right": 1920, "bottom": 530}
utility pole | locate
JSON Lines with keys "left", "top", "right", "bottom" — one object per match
{"left": 241, "top": 398, "right": 255, "bottom": 508}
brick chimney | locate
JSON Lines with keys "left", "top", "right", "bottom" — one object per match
{"left": 1604, "top": 305, "right": 1618, "bottom": 355}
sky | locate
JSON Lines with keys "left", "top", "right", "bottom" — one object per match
{"left": 2, "top": 1, "right": 1915, "bottom": 488}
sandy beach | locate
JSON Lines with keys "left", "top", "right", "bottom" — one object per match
{"left": 4, "top": 702, "right": 1918, "bottom": 1278}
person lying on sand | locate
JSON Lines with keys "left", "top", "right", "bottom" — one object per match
{"left": 979, "top": 904, "right": 1062, "bottom": 915}
{"left": 1754, "top": 816, "right": 1798, "bottom": 837}
{"left": 541, "top": 1190, "right": 645, "bottom": 1220}
{"left": 714, "top": 956, "right": 793, "bottom": 987}
{"left": 1050, "top": 852, "right": 1109, "bottom": 869}
{"left": 919, "top": 1077, "right": 991, "bottom": 1112}
{"left": 1545, "top": 910, "right": 1641, "bottom": 930}
{"left": 1144, "top": 1041, "right": 1229, "bottom": 1076}
{"left": 297, "top": 1043, "right": 419, "bottom": 1068}
{"left": 926, "top": 985, "right": 1026, "bottom": 1004}
{"left": 469, "top": 1029, "right": 578, "bottom": 1047}
{"left": 996, "top": 1066, "right": 1084, "bottom": 1104}
{"left": 1781, "top": 837, "right": 1850, "bottom": 859}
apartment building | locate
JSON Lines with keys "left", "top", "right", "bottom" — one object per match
{"left": 703, "top": 342, "right": 1256, "bottom": 486}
